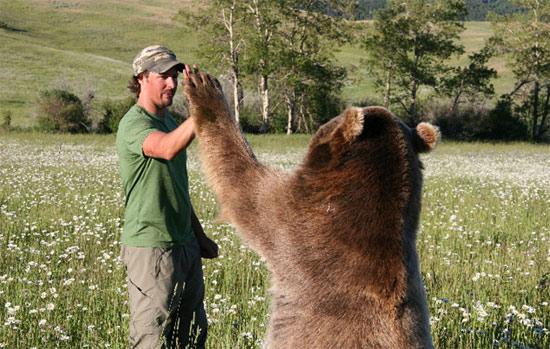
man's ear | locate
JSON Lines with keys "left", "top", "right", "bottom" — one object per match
{"left": 413, "top": 122, "right": 439, "bottom": 153}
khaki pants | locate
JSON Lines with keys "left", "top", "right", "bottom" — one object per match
{"left": 121, "top": 241, "right": 207, "bottom": 349}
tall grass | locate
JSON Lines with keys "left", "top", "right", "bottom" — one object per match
{"left": 0, "top": 132, "right": 548, "bottom": 348}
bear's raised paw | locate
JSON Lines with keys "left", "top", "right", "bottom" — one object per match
{"left": 184, "top": 68, "right": 232, "bottom": 123}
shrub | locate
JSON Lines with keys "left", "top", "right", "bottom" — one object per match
{"left": 268, "top": 111, "right": 292, "bottom": 134}
{"left": 2, "top": 110, "right": 12, "bottom": 131}
{"left": 36, "top": 89, "right": 89, "bottom": 133}
{"left": 97, "top": 97, "right": 136, "bottom": 133}
{"left": 424, "top": 100, "right": 488, "bottom": 141}
{"left": 426, "top": 98, "right": 528, "bottom": 141}
{"left": 239, "top": 104, "right": 263, "bottom": 134}
{"left": 479, "top": 96, "right": 529, "bottom": 141}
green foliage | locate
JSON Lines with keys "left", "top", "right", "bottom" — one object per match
{"left": 440, "top": 43, "right": 498, "bottom": 111}
{"left": 275, "top": 0, "right": 351, "bottom": 133}
{"left": 184, "top": 0, "right": 350, "bottom": 134}
{"left": 268, "top": 112, "right": 292, "bottom": 134}
{"left": 491, "top": 0, "right": 550, "bottom": 141}
{"left": 97, "top": 97, "right": 136, "bottom": 134}
{"left": 240, "top": 0, "right": 280, "bottom": 78}
{"left": 294, "top": 63, "right": 347, "bottom": 132}
{"left": 36, "top": 89, "right": 88, "bottom": 133}
{"left": 363, "top": 0, "right": 467, "bottom": 124}
{"left": 510, "top": 84, "right": 550, "bottom": 142}
{"left": 479, "top": 95, "right": 529, "bottom": 141}
{"left": 178, "top": 0, "right": 245, "bottom": 75}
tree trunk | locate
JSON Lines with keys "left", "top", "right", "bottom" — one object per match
{"left": 259, "top": 74, "right": 270, "bottom": 133}
{"left": 531, "top": 80, "right": 540, "bottom": 141}
{"left": 295, "top": 95, "right": 309, "bottom": 133}
{"left": 536, "top": 84, "right": 549, "bottom": 141}
{"left": 223, "top": 2, "right": 242, "bottom": 124}
{"left": 409, "top": 79, "right": 418, "bottom": 125}
{"left": 383, "top": 69, "right": 391, "bottom": 108}
{"left": 248, "top": 0, "right": 273, "bottom": 133}
{"left": 232, "top": 69, "right": 240, "bottom": 123}
{"left": 286, "top": 91, "right": 296, "bottom": 135}
{"left": 451, "top": 91, "right": 462, "bottom": 114}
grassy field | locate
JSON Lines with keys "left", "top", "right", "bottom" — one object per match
{"left": 0, "top": 0, "right": 199, "bottom": 127}
{"left": 0, "top": 131, "right": 548, "bottom": 348}
{"left": 0, "top": 0, "right": 514, "bottom": 128}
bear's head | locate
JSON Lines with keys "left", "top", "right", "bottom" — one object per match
{"left": 299, "top": 106, "right": 438, "bottom": 221}
{"left": 304, "top": 106, "right": 437, "bottom": 179}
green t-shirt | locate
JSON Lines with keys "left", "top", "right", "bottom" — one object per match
{"left": 116, "top": 104, "right": 193, "bottom": 247}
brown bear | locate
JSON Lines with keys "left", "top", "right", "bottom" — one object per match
{"left": 184, "top": 70, "right": 438, "bottom": 349}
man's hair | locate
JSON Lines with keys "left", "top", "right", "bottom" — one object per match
{"left": 127, "top": 76, "right": 140, "bottom": 98}
{"left": 127, "top": 72, "right": 149, "bottom": 98}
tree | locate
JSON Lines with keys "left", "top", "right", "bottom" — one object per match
{"left": 440, "top": 43, "right": 498, "bottom": 112}
{"left": 276, "top": 0, "right": 351, "bottom": 134}
{"left": 180, "top": 0, "right": 247, "bottom": 123}
{"left": 362, "top": 7, "right": 410, "bottom": 108}
{"left": 363, "top": 0, "right": 466, "bottom": 124}
{"left": 242, "top": 0, "right": 281, "bottom": 132}
{"left": 491, "top": 0, "right": 550, "bottom": 142}
{"left": 182, "top": 0, "right": 351, "bottom": 134}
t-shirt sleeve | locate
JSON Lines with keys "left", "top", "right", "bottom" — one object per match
{"left": 123, "top": 115, "right": 158, "bottom": 156}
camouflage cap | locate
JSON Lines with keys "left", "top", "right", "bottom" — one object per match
{"left": 132, "top": 45, "right": 184, "bottom": 76}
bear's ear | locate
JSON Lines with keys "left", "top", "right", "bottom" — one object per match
{"left": 341, "top": 107, "right": 364, "bottom": 142}
{"left": 413, "top": 122, "right": 439, "bottom": 153}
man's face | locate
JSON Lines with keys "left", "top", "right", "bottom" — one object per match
{"left": 139, "top": 67, "right": 179, "bottom": 110}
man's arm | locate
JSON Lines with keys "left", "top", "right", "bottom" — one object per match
{"left": 142, "top": 117, "right": 195, "bottom": 160}
{"left": 191, "top": 208, "right": 219, "bottom": 259}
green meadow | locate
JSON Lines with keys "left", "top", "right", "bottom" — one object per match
{"left": 0, "top": 132, "right": 548, "bottom": 348}
{"left": 1, "top": 0, "right": 514, "bottom": 127}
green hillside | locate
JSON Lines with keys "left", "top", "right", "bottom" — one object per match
{"left": 0, "top": 0, "right": 513, "bottom": 127}
{"left": 0, "top": 0, "right": 200, "bottom": 127}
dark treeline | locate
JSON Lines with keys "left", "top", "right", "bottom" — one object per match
{"left": 354, "top": 0, "right": 522, "bottom": 21}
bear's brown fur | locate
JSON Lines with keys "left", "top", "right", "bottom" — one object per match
{"left": 184, "top": 71, "right": 437, "bottom": 348}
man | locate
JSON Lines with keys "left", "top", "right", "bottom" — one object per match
{"left": 116, "top": 45, "right": 218, "bottom": 348}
